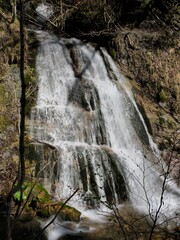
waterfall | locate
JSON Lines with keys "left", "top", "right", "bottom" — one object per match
{"left": 30, "top": 30, "right": 180, "bottom": 228}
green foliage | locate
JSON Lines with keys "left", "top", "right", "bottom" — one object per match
{"left": 13, "top": 191, "right": 27, "bottom": 202}
{"left": 13, "top": 181, "right": 50, "bottom": 204}
{"left": 158, "top": 89, "right": 167, "bottom": 103}
{"left": 13, "top": 181, "right": 80, "bottom": 221}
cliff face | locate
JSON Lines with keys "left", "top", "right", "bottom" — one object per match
{"left": 114, "top": 27, "right": 179, "bottom": 147}
{"left": 0, "top": 7, "right": 37, "bottom": 194}
{"left": 113, "top": 27, "right": 180, "bottom": 183}
{"left": 0, "top": 11, "right": 20, "bottom": 194}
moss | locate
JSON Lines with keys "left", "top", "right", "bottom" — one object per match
{"left": 167, "top": 120, "right": 175, "bottom": 129}
{"left": 13, "top": 180, "right": 81, "bottom": 221}
{"left": 108, "top": 47, "right": 116, "bottom": 59}
{"left": 13, "top": 181, "right": 51, "bottom": 205}
{"left": 159, "top": 116, "right": 166, "bottom": 126}
{"left": 157, "top": 89, "right": 166, "bottom": 103}
{"left": 37, "top": 208, "right": 50, "bottom": 218}
{"left": 60, "top": 206, "right": 81, "bottom": 222}
{"left": 36, "top": 201, "right": 81, "bottom": 221}
{"left": 171, "top": 102, "right": 179, "bottom": 114}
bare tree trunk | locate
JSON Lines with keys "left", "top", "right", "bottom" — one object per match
{"left": 18, "top": 0, "right": 26, "bottom": 186}
{"left": 5, "top": 0, "right": 26, "bottom": 239}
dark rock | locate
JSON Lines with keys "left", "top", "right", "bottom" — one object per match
{"left": 12, "top": 218, "right": 47, "bottom": 240}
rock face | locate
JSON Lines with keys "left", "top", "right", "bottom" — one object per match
{"left": 112, "top": 28, "right": 179, "bottom": 185}
{"left": 0, "top": 7, "right": 37, "bottom": 195}
{"left": 69, "top": 77, "right": 108, "bottom": 145}
{"left": 27, "top": 142, "right": 128, "bottom": 206}
{"left": 70, "top": 77, "right": 98, "bottom": 112}
{"left": 113, "top": 29, "right": 179, "bottom": 146}
{"left": 0, "top": 11, "right": 21, "bottom": 195}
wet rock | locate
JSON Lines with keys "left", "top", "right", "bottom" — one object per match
{"left": 12, "top": 218, "right": 47, "bottom": 240}
{"left": 69, "top": 77, "right": 98, "bottom": 112}
{"left": 37, "top": 201, "right": 81, "bottom": 222}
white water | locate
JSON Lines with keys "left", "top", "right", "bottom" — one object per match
{"left": 30, "top": 30, "right": 180, "bottom": 238}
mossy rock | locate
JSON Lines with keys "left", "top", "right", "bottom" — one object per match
{"left": 37, "top": 207, "right": 50, "bottom": 218}
{"left": 59, "top": 205, "right": 81, "bottom": 222}
{"left": 36, "top": 201, "right": 81, "bottom": 222}
{"left": 13, "top": 181, "right": 51, "bottom": 204}
{"left": 13, "top": 182, "right": 81, "bottom": 222}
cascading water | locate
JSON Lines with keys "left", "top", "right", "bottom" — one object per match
{"left": 30, "top": 29, "right": 180, "bottom": 238}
